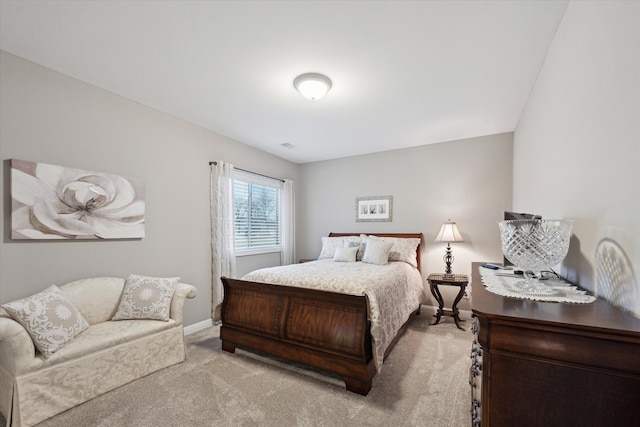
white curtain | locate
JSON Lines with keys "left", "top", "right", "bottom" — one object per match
{"left": 281, "top": 179, "right": 296, "bottom": 265}
{"left": 210, "top": 161, "right": 236, "bottom": 321}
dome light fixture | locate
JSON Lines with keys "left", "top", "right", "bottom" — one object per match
{"left": 293, "top": 73, "right": 332, "bottom": 100}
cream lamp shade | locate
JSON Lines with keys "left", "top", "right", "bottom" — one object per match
{"left": 434, "top": 220, "right": 464, "bottom": 243}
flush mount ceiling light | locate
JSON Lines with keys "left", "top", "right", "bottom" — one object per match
{"left": 293, "top": 73, "right": 332, "bottom": 100}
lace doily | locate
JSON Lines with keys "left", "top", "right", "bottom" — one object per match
{"left": 479, "top": 267, "right": 596, "bottom": 303}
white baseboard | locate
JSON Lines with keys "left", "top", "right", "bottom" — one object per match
{"left": 183, "top": 319, "right": 213, "bottom": 335}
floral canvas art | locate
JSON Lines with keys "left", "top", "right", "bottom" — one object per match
{"left": 11, "top": 159, "right": 145, "bottom": 239}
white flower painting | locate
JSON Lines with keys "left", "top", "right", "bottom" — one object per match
{"left": 11, "top": 159, "right": 145, "bottom": 239}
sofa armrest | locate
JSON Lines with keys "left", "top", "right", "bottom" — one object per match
{"left": 169, "top": 283, "right": 197, "bottom": 325}
{"left": 0, "top": 316, "right": 36, "bottom": 374}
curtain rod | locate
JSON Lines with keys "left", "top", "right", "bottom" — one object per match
{"left": 209, "top": 161, "right": 285, "bottom": 183}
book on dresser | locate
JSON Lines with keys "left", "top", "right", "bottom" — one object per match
{"left": 470, "top": 262, "right": 640, "bottom": 427}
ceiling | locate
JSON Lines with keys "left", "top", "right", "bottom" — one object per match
{"left": 0, "top": 1, "right": 568, "bottom": 164}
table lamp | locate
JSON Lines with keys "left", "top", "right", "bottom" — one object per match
{"left": 435, "top": 219, "right": 464, "bottom": 276}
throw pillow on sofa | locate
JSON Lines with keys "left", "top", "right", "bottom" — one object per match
{"left": 2, "top": 284, "right": 89, "bottom": 357}
{"left": 112, "top": 274, "right": 179, "bottom": 321}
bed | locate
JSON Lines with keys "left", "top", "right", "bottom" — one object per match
{"left": 220, "top": 232, "right": 424, "bottom": 395}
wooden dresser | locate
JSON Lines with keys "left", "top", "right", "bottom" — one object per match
{"left": 470, "top": 262, "right": 640, "bottom": 426}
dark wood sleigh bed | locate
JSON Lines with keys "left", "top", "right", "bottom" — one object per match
{"left": 220, "top": 232, "right": 423, "bottom": 395}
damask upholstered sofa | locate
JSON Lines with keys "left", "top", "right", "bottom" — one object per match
{"left": 0, "top": 276, "right": 197, "bottom": 426}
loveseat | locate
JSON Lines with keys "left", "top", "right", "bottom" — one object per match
{"left": 0, "top": 276, "right": 197, "bottom": 426}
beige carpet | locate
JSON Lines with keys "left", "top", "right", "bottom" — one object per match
{"left": 28, "top": 313, "right": 472, "bottom": 426}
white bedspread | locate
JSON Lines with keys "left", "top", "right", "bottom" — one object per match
{"left": 242, "top": 259, "right": 424, "bottom": 372}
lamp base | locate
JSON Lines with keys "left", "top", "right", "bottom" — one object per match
{"left": 443, "top": 243, "right": 455, "bottom": 275}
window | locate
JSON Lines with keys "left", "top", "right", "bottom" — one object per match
{"left": 233, "top": 171, "right": 281, "bottom": 254}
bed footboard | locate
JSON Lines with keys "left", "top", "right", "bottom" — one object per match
{"left": 220, "top": 277, "right": 375, "bottom": 394}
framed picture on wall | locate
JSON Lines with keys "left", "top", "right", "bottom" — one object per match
{"left": 355, "top": 196, "right": 393, "bottom": 222}
{"left": 10, "top": 159, "right": 145, "bottom": 240}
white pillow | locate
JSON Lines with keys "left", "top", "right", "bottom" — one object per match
{"left": 366, "top": 235, "right": 420, "bottom": 268}
{"left": 333, "top": 246, "right": 358, "bottom": 262}
{"left": 2, "top": 284, "right": 89, "bottom": 357}
{"left": 319, "top": 236, "right": 362, "bottom": 259}
{"left": 319, "top": 237, "right": 345, "bottom": 259}
{"left": 362, "top": 238, "right": 394, "bottom": 266}
{"left": 112, "top": 274, "right": 179, "bottom": 321}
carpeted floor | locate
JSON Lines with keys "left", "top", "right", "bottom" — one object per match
{"left": 25, "top": 313, "right": 473, "bottom": 426}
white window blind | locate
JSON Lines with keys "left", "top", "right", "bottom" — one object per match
{"left": 233, "top": 171, "right": 281, "bottom": 252}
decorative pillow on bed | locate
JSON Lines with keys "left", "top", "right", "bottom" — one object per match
{"left": 319, "top": 236, "right": 362, "bottom": 259}
{"left": 333, "top": 246, "right": 359, "bottom": 262}
{"left": 319, "top": 237, "right": 345, "bottom": 259}
{"left": 366, "top": 235, "right": 421, "bottom": 268}
{"left": 348, "top": 241, "right": 366, "bottom": 261}
{"left": 362, "top": 238, "right": 394, "bottom": 266}
{"left": 112, "top": 274, "right": 179, "bottom": 321}
{"left": 1, "top": 284, "right": 89, "bottom": 357}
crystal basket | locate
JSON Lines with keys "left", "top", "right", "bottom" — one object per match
{"left": 498, "top": 219, "right": 573, "bottom": 295}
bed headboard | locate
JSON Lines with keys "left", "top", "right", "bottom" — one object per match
{"left": 328, "top": 232, "right": 424, "bottom": 273}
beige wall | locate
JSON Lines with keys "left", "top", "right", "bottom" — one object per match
{"left": 0, "top": 51, "right": 299, "bottom": 326}
{"left": 4, "top": 2, "right": 636, "bottom": 327}
{"left": 0, "top": 49, "right": 515, "bottom": 324}
{"left": 297, "top": 133, "right": 514, "bottom": 309}
{"left": 513, "top": 2, "right": 639, "bottom": 316}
